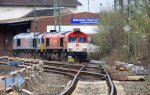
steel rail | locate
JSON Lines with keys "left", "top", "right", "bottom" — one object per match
{"left": 43, "top": 65, "right": 106, "bottom": 94}
{"left": 102, "top": 66, "right": 117, "bottom": 95}
{"left": 44, "top": 65, "right": 105, "bottom": 77}
{"left": 44, "top": 61, "right": 83, "bottom": 67}
{"left": 44, "top": 61, "right": 100, "bottom": 69}
{"left": 44, "top": 63, "right": 83, "bottom": 70}
{"left": 0, "top": 57, "right": 116, "bottom": 95}
{"left": 60, "top": 66, "right": 84, "bottom": 95}
{"left": 44, "top": 65, "right": 77, "bottom": 74}
{"left": 43, "top": 69, "right": 75, "bottom": 78}
{"left": 90, "top": 60, "right": 117, "bottom": 95}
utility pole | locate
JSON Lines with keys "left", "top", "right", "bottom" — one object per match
{"left": 54, "top": 0, "right": 61, "bottom": 31}
{"left": 128, "top": 0, "right": 131, "bottom": 19}
{"left": 88, "top": 0, "right": 89, "bottom": 12}
{"left": 114, "top": 0, "right": 117, "bottom": 10}
{"left": 100, "top": 3, "right": 102, "bottom": 12}
{"left": 58, "top": 0, "right": 61, "bottom": 32}
{"left": 54, "top": 0, "right": 57, "bottom": 30}
{"left": 135, "top": 0, "right": 139, "bottom": 62}
{"left": 127, "top": 0, "right": 131, "bottom": 62}
{"left": 33, "top": 0, "right": 37, "bottom": 59}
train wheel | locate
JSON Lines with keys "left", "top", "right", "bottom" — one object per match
{"left": 13, "top": 51, "right": 17, "bottom": 56}
{"left": 61, "top": 53, "right": 67, "bottom": 62}
{"left": 51, "top": 54, "right": 55, "bottom": 60}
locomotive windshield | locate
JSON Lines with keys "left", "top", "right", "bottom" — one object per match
{"left": 69, "top": 36, "right": 76, "bottom": 43}
{"left": 69, "top": 36, "right": 86, "bottom": 43}
{"left": 78, "top": 37, "right": 86, "bottom": 43}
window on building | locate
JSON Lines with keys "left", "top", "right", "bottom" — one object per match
{"left": 17, "top": 39, "right": 21, "bottom": 47}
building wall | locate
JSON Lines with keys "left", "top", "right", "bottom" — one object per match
{"left": 47, "top": 25, "right": 98, "bottom": 33}
{"left": 31, "top": 12, "right": 99, "bottom": 32}
{"left": 0, "top": 27, "right": 14, "bottom": 55}
{"left": 0, "top": 22, "right": 31, "bottom": 55}
{"left": 67, "top": 7, "right": 77, "bottom": 13}
{"left": 0, "top": 6, "right": 31, "bottom": 20}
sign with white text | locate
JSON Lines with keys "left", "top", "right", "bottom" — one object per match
{"left": 71, "top": 18, "right": 100, "bottom": 25}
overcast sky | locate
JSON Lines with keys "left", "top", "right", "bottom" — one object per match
{"left": 77, "top": 0, "right": 114, "bottom": 13}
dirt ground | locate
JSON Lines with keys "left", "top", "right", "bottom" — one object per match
{"left": 0, "top": 65, "right": 20, "bottom": 75}
{"left": 105, "top": 63, "right": 150, "bottom": 95}
{"left": 22, "top": 72, "right": 71, "bottom": 95}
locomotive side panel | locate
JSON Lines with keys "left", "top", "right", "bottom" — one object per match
{"left": 13, "top": 32, "right": 42, "bottom": 57}
{"left": 50, "top": 37, "right": 59, "bottom": 48}
{"left": 44, "top": 34, "right": 64, "bottom": 49}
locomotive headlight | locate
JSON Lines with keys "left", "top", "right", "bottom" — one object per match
{"left": 68, "top": 48, "right": 73, "bottom": 51}
{"left": 82, "top": 46, "right": 87, "bottom": 52}
{"left": 68, "top": 46, "right": 73, "bottom": 51}
{"left": 82, "top": 48, "right": 87, "bottom": 52}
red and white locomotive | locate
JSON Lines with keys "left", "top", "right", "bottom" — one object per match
{"left": 13, "top": 28, "right": 89, "bottom": 61}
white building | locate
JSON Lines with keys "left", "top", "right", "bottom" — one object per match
{"left": 0, "top": 0, "right": 82, "bottom": 20}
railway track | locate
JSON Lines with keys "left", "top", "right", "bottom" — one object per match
{"left": 0, "top": 56, "right": 116, "bottom": 95}
{"left": 44, "top": 61, "right": 117, "bottom": 95}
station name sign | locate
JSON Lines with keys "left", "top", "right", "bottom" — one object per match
{"left": 71, "top": 18, "right": 100, "bottom": 25}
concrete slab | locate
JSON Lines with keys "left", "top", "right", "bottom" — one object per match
{"left": 113, "top": 81, "right": 126, "bottom": 95}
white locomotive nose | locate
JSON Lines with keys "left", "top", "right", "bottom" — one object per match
{"left": 67, "top": 43, "right": 88, "bottom": 52}
{"left": 82, "top": 48, "right": 87, "bottom": 52}
{"left": 68, "top": 48, "right": 73, "bottom": 51}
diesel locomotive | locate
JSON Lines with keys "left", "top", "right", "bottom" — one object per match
{"left": 13, "top": 29, "right": 89, "bottom": 61}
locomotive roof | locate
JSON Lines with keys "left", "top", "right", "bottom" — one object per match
{"left": 59, "top": 31, "right": 71, "bottom": 35}
{"left": 67, "top": 30, "right": 88, "bottom": 37}
{"left": 44, "top": 31, "right": 88, "bottom": 38}
{"left": 13, "top": 33, "right": 29, "bottom": 39}
{"left": 13, "top": 32, "right": 41, "bottom": 39}
{"left": 37, "top": 32, "right": 48, "bottom": 38}
{"left": 44, "top": 31, "right": 71, "bottom": 37}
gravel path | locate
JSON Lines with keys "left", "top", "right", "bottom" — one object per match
{"left": 120, "top": 80, "right": 150, "bottom": 95}
{"left": 0, "top": 65, "right": 20, "bottom": 75}
{"left": 105, "top": 64, "right": 150, "bottom": 95}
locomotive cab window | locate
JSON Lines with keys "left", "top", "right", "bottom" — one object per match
{"left": 33, "top": 39, "right": 37, "bottom": 47}
{"left": 78, "top": 37, "right": 86, "bottom": 43}
{"left": 17, "top": 39, "right": 21, "bottom": 47}
{"left": 69, "top": 36, "right": 76, "bottom": 43}
{"left": 46, "top": 38, "right": 49, "bottom": 47}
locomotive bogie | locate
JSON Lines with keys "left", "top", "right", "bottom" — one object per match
{"left": 67, "top": 52, "right": 88, "bottom": 62}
